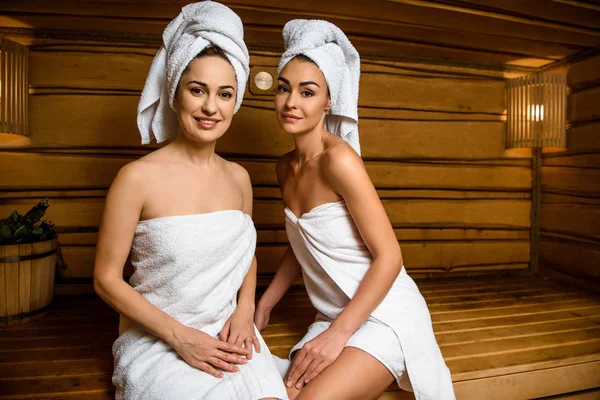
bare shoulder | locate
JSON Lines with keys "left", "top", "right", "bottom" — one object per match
{"left": 223, "top": 158, "right": 251, "bottom": 188}
{"left": 322, "top": 140, "right": 364, "bottom": 178}
{"left": 112, "top": 158, "right": 151, "bottom": 190}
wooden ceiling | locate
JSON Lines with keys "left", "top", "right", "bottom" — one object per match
{"left": 1, "top": 0, "right": 600, "bottom": 72}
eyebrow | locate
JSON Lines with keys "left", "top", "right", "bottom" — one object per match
{"left": 278, "top": 76, "right": 321, "bottom": 88}
{"left": 187, "top": 80, "right": 235, "bottom": 91}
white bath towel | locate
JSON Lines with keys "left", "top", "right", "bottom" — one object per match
{"left": 112, "top": 211, "right": 287, "bottom": 400}
{"left": 278, "top": 19, "right": 361, "bottom": 156}
{"left": 285, "top": 201, "right": 455, "bottom": 400}
{"left": 137, "top": 1, "right": 250, "bottom": 144}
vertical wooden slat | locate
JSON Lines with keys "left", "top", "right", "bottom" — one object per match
{"left": 548, "top": 74, "right": 553, "bottom": 147}
{"left": 7, "top": 39, "right": 13, "bottom": 134}
{"left": 523, "top": 76, "right": 531, "bottom": 147}
{"left": 18, "top": 243, "right": 32, "bottom": 324}
{"left": 535, "top": 74, "right": 546, "bottom": 148}
{"left": 5, "top": 244, "right": 20, "bottom": 326}
{"left": 560, "top": 74, "right": 567, "bottom": 147}
{"left": 16, "top": 41, "right": 22, "bottom": 136}
{"left": 515, "top": 78, "right": 523, "bottom": 146}
{"left": 25, "top": 43, "right": 29, "bottom": 136}
{"left": 30, "top": 241, "right": 44, "bottom": 313}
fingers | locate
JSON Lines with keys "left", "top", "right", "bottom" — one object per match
{"left": 215, "top": 349, "right": 248, "bottom": 365}
{"left": 234, "top": 334, "right": 244, "bottom": 350}
{"left": 219, "top": 321, "right": 230, "bottom": 342}
{"left": 252, "top": 336, "right": 261, "bottom": 353}
{"left": 295, "top": 359, "right": 321, "bottom": 389}
{"left": 286, "top": 350, "right": 311, "bottom": 388}
{"left": 195, "top": 361, "right": 223, "bottom": 379}
{"left": 218, "top": 340, "right": 248, "bottom": 356}
{"left": 245, "top": 337, "right": 253, "bottom": 360}
{"left": 303, "top": 360, "right": 328, "bottom": 386}
{"left": 208, "top": 356, "right": 239, "bottom": 373}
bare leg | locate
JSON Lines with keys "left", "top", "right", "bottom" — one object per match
{"left": 296, "top": 347, "right": 395, "bottom": 400}
{"left": 286, "top": 386, "right": 302, "bottom": 400}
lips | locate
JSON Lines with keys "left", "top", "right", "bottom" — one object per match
{"left": 194, "top": 116, "right": 220, "bottom": 130}
{"left": 281, "top": 113, "right": 301, "bottom": 122}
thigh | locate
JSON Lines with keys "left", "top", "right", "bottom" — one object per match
{"left": 296, "top": 347, "right": 395, "bottom": 400}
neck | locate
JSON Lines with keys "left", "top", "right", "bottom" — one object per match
{"left": 293, "top": 127, "right": 327, "bottom": 164}
{"left": 171, "top": 132, "right": 218, "bottom": 167}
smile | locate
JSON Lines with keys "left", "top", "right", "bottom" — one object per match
{"left": 194, "top": 117, "right": 220, "bottom": 129}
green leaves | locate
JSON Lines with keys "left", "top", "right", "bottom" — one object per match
{"left": 0, "top": 199, "right": 57, "bottom": 245}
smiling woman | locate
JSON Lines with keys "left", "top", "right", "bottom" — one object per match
{"left": 90, "top": 2, "right": 287, "bottom": 400}
{"left": 174, "top": 49, "right": 237, "bottom": 144}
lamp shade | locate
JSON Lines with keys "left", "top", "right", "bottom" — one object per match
{"left": 506, "top": 73, "right": 566, "bottom": 149}
{"left": 0, "top": 37, "right": 29, "bottom": 136}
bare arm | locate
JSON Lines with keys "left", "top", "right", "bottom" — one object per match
{"left": 220, "top": 165, "right": 262, "bottom": 356}
{"left": 94, "top": 163, "right": 247, "bottom": 378}
{"left": 93, "top": 164, "right": 184, "bottom": 343}
{"left": 255, "top": 155, "right": 302, "bottom": 330}
{"left": 325, "top": 145, "right": 403, "bottom": 336}
{"left": 255, "top": 246, "right": 302, "bottom": 330}
{"left": 236, "top": 166, "right": 257, "bottom": 311}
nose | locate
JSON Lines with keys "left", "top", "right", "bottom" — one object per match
{"left": 201, "top": 94, "right": 217, "bottom": 115}
{"left": 284, "top": 90, "right": 297, "bottom": 110}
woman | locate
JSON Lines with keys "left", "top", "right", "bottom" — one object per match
{"left": 254, "top": 20, "right": 455, "bottom": 400}
{"left": 93, "top": 2, "right": 287, "bottom": 399}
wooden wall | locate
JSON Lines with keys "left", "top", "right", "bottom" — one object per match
{"left": 539, "top": 54, "right": 600, "bottom": 292}
{"left": 0, "top": 13, "right": 533, "bottom": 288}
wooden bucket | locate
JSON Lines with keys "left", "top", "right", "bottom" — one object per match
{"left": 0, "top": 238, "right": 57, "bottom": 326}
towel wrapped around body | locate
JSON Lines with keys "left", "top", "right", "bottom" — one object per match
{"left": 112, "top": 211, "right": 287, "bottom": 400}
{"left": 284, "top": 201, "right": 455, "bottom": 400}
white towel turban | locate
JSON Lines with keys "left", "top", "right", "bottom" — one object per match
{"left": 278, "top": 19, "right": 361, "bottom": 155}
{"left": 137, "top": 1, "right": 250, "bottom": 144}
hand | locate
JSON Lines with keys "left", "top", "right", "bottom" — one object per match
{"left": 285, "top": 326, "right": 350, "bottom": 389}
{"left": 220, "top": 303, "right": 261, "bottom": 360}
{"left": 254, "top": 304, "right": 272, "bottom": 332}
{"left": 171, "top": 325, "right": 249, "bottom": 378}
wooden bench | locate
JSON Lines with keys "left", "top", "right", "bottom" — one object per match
{"left": 1, "top": 275, "right": 599, "bottom": 399}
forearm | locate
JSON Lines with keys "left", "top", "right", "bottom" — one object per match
{"left": 94, "top": 275, "right": 185, "bottom": 347}
{"left": 237, "top": 256, "right": 257, "bottom": 310}
{"left": 330, "top": 254, "right": 402, "bottom": 336}
{"left": 257, "top": 246, "right": 301, "bottom": 310}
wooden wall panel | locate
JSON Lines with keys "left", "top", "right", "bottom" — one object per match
{"left": 539, "top": 53, "right": 600, "bottom": 291}
{"left": 0, "top": 198, "right": 531, "bottom": 231}
{"left": 56, "top": 241, "right": 529, "bottom": 279}
{"left": 0, "top": 153, "right": 531, "bottom": 190}
{"left": 569, "top": 86, "right": 600, "bottom": 123}
{"left": 0, "top": 23, "right": 531, "bottom": 283}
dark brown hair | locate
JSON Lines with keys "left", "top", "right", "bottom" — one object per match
{"left": 177, "top": 46, "right": 233, "bottom": 93}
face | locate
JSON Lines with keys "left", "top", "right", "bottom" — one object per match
{"left": 275, "top": 57, "right": 331, "bottom": 135}
{"left": 173, "top": 56, "right": 237, "bottom": 143}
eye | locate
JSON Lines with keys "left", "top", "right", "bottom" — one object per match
{"left": 301, "top": 90, "right": 314, "bottom": 97}
{"left": 277, "top": 85, "right": 289, "bottom": 93}
{"left": 191, "top": 87, "right": 205, "bottom": 96}
{"left": 220, "top": 91, "right": 234, "bottom": 99}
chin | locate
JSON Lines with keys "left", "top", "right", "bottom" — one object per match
{"left": 184, "top": 128, "right": 227, "bottom": 143}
